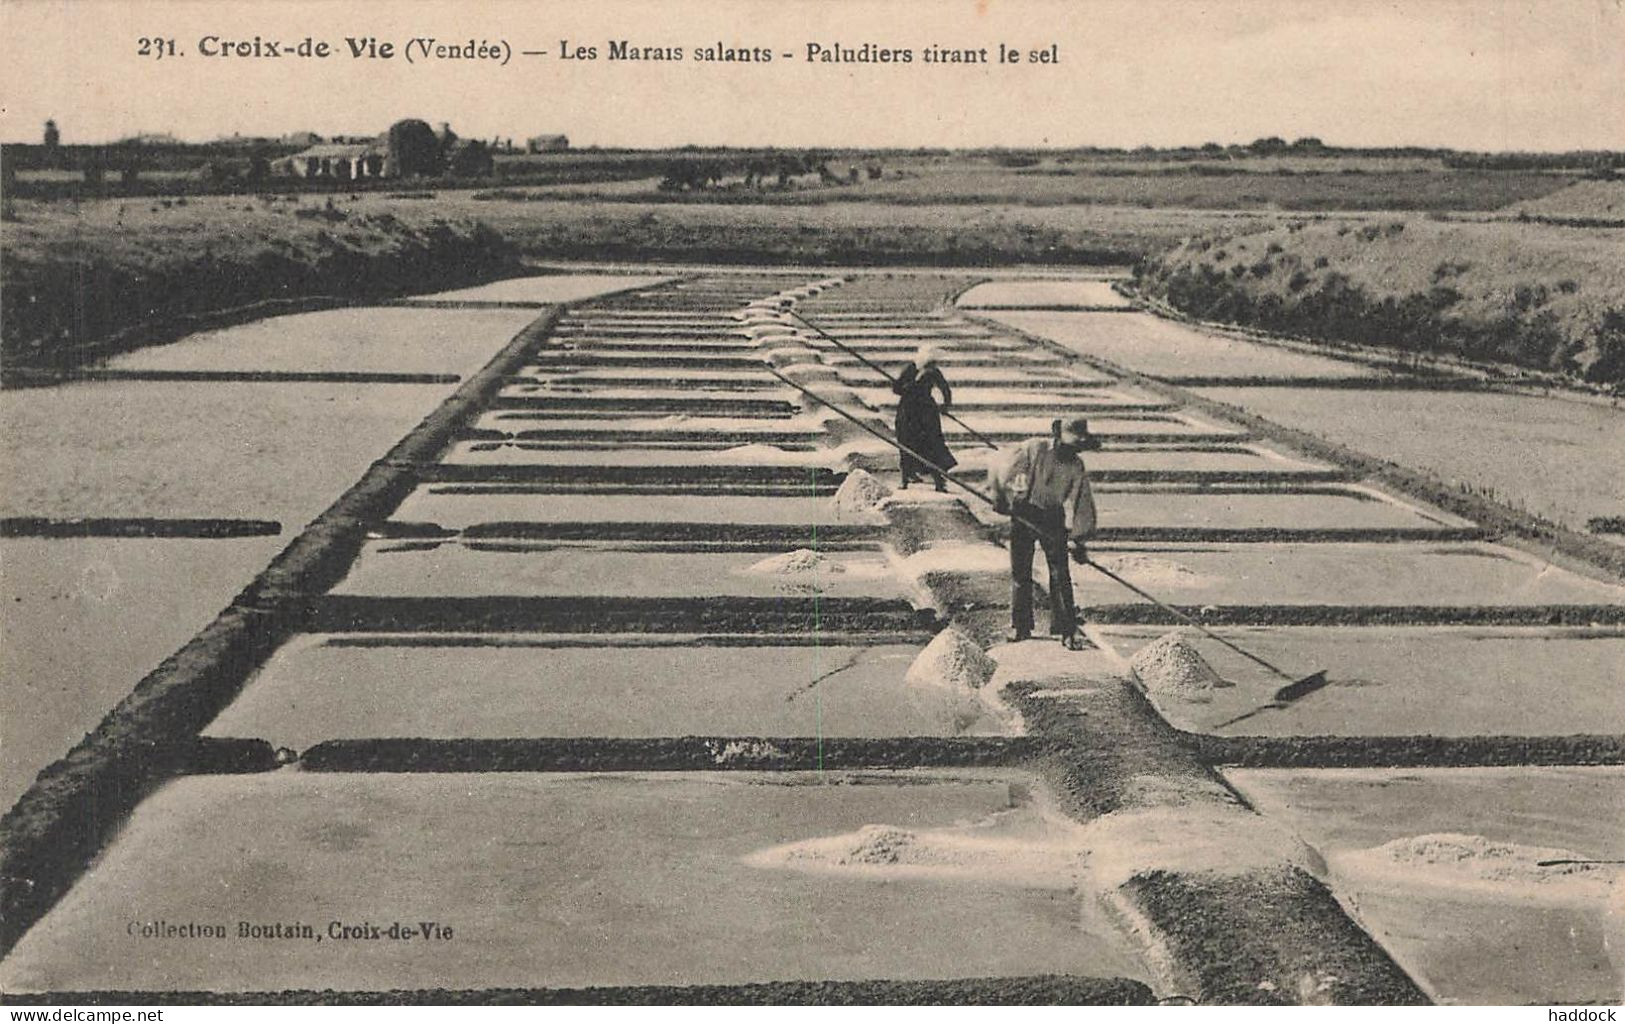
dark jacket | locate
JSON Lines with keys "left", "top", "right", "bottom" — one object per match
{"left": 892, "top": 363, "right": 956, "bottom": 475}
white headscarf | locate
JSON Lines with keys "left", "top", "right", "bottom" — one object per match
{"left": 914, "top": 345, "right": 940, "bottom": 370}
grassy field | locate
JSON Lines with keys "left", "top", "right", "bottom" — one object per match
{"left": 1, "top": 195, "right": 519, "bottom": 373}
{"left": 423, "top": 192, "right": 1275, "bottom": 265}
{"left": 1510, "top": 180, "right": 1625, "bottom": 223}
{"left": 0, "top": 152, "right": 1615, "bottom": 374}
{"left": 753, "top": 166, "right": 1570, "bottom": 211}
{"left": 461, "top": 155, "right": 1573, "bottom": 211}
{"left": 1134, "top": 217, "right": 1625, "bottom": 385}
{"left": 2, "top": 188, "right": 1281, "bottom": 371}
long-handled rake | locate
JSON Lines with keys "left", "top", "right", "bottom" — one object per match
{"left": 1085, "top": 559, "right": 1330, "bottom": 724}
{"left": 761, "top": 356, "right": 1330, "bottom": 702}
{"left": 782, "top": 309, "right": 1002, "bottom": 451}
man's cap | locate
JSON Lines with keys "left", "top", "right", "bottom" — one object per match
{"left": 1057, "top": 417, "right": 1091, "bottom": 441}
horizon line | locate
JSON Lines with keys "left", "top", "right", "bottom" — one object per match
{"left": 5, "top": 135, "right": 1625, "bottom": 156}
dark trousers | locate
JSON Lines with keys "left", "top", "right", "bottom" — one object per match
{"left": 1009, "top": 503, "right": 1077, "bottom": 635}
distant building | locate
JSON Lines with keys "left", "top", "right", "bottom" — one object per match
{"left": 274, "top": 142, "right": 386, "bottom": 180}
{"left": 43, "top": 120, "right": 60, "bottom": 149}
{"left": 527, "top": 134, "right": 570, "bottom": 153}
{"left": 269, "top": 120, "right": 494, "bottom": 180}
{"left": 282, "top": 131, "right": 323, "bottom": 146}
{"left": 118, "top": 132, "right": 181, "bottom": 146}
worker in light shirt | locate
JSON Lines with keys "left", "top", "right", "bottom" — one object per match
{"left": 988, "top": 417, "right": 1101, "bottom": 649}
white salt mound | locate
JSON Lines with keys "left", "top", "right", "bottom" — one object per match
{"left": 830, "top": 467, "right": 893, "bottom": 514}
{"left": 744, "top": 811, "right": 1086, "bottom": 886}
{"left": 1130, "top": 631, "right": 1232, "bottom": 703}
{"left": 745, "top": 549, "right": 845, "bottom": 575}
{"left": 905, "top": 626, "right": 997, "bottom": 692}
{"left": 840, "top": 825, "right": 917, "bottom": 865}
{"left": 1369, "top": 833, "right": 1611, "bottom": 885}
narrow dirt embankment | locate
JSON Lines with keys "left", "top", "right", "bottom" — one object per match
{"left": 1, "top": 197, "right": 523, "bottom": 376}
{"left": 1133, "top": 217, "right": 1625, "bottom": 386}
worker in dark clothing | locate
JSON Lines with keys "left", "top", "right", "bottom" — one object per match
{"left": 892, "top": 345, "right": 956, "bottom": 492}
{"left": 988, "top": 417, "right": 1102, "bottom": 649}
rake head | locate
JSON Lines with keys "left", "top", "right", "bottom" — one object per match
{"left": 1271, "top": 670, "right": 1330, "bottom": 704}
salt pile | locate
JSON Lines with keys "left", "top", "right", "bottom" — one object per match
{"left": 904, "top": 626, "right": 1004, "bottom": 733}
{"left": 744, "top": 549, "right": 845, "bottom": 575}
{"left": 839, "top": 825, "right": 916, "bottom": 865}
{"left": 1129, "top": 631, "right": 1232, "bottom": 703}
{"left": 744, "top": 814, "right": 1086, "bottom": 886}
{"left": 905, "top": 626, "right": 998, "bottom": 692}
{"left": 1366, "top": 833, "right": 1612, "bottom": 886}
{"left": 830, "top": 467, "right": 893, "bottom": 514}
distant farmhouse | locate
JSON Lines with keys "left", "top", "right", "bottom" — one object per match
{"left": 272, "top": 119, "right": 493, "bottom": 180}
{"left": 527, "top": 134, "right": 570, "bottom": 153}
{"left": 274, "top": 142, "right": 386, "bottom": 180}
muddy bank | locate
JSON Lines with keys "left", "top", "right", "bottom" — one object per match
{"left": 1123, "top": 867, "right": 1428, "bottom": 1005}
{"left": 305, "top": 594, "right": 934, "bottom": 634}
{"left": 298, "top": 736, "right": 1043, "bottom": 773}
{"left": 3, "top": 212, "right": 523, "bottom": 377}
{"left": 1197, "top": 732, "right": 1625, "bottom": 769}
{"left": 1135, "top": 220, "right": 1625, "bottom": 386}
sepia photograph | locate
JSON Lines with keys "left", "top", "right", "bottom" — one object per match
{"left": 0, "top": 0, "right": 1621, "bottom": 1010}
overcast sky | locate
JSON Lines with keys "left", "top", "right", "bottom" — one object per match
{"left": 3, "top": 0, "right": 1621, "bottom": 150}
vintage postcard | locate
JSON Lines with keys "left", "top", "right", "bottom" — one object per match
{"left": 1, "top": 0, "right": 1621, "bottom": 1011}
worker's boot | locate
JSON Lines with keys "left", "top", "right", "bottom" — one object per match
{"left": 1059, "top": 630, "right": 1095, "bottom": 651}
